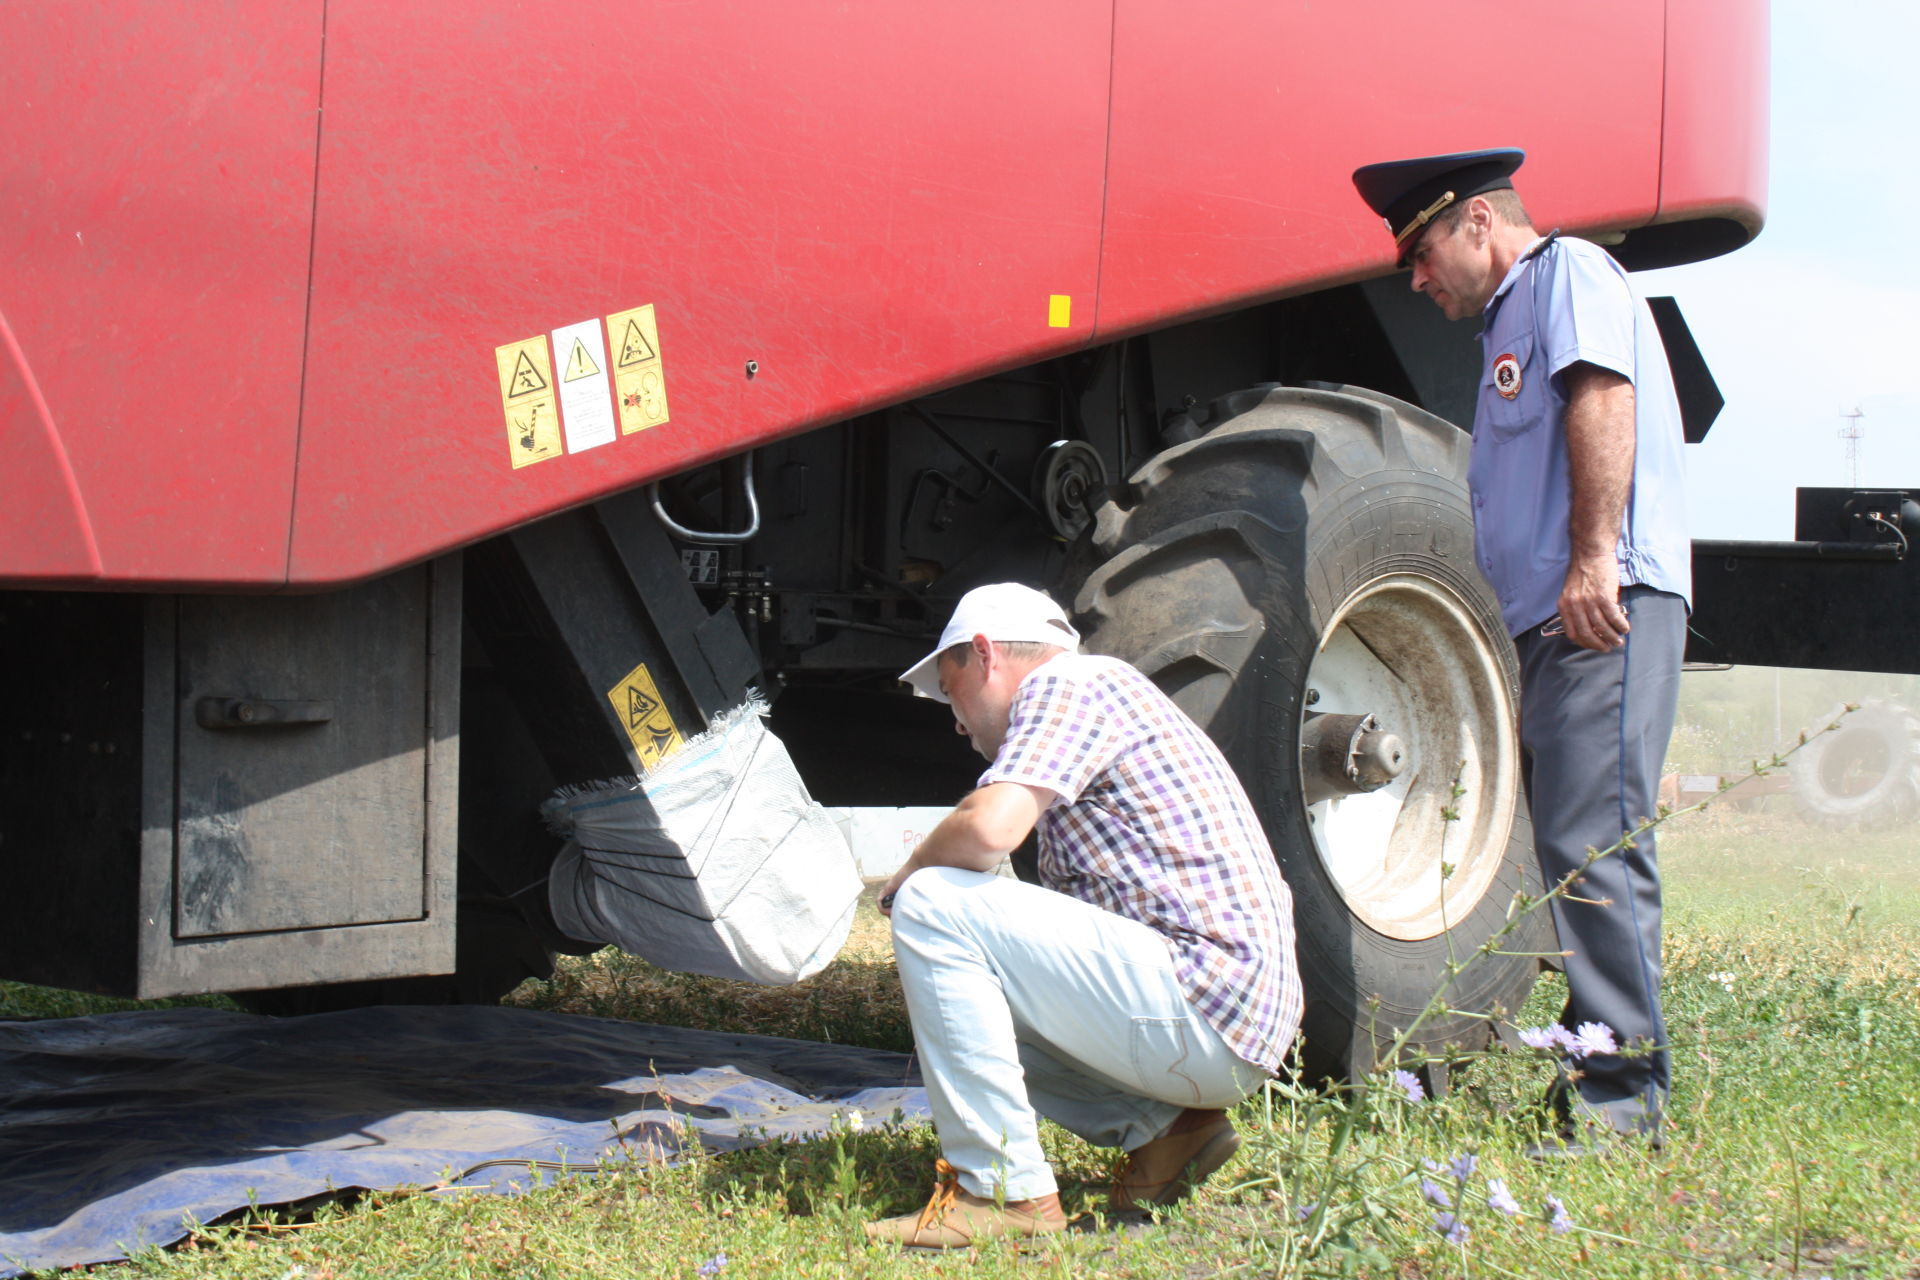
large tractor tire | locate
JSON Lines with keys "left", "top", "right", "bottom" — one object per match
{"left": 1790, "top": 699, "right": 1920, "bottom": 830}
{"left": 1063, "top": 384, "right": 1548, "bottom": 1082}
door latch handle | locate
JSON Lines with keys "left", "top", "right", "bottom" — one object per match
{"left": 194, "top": 697, "right": 335, "bottom": 730}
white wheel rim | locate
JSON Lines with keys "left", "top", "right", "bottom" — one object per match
{"left": 1301, "top": 574, "right": 1520, "bottom": 941}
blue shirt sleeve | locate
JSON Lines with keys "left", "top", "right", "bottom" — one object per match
{"left": 1539, "top": 240, "right": 1636, "bottom": 385}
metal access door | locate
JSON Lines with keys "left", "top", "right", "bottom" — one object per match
{"left": 135, "top": 562, "right": 460, "bottom": 996}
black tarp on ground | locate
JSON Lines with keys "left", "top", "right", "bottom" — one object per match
{"left": 0, "top": 1005, "right": 926, "bottom": 1275}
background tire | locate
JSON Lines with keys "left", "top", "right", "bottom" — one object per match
{"left": 1063, "top": 383, "right": 1549, "bottom": 1082}
{"left": 1791, "top": 699, "right": 1920, "bottom": 830}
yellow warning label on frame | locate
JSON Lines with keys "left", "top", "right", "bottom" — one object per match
{"left": 1047, "top": 295, "right": 1072, "bottom": 328}
{"left": 495, "top": 335, "right": 562, "bottom": 468}
{"left": 607, "top": 303, "right": 670, "bottom": 435}
{"left": 606, "top": 660, "right": 683, "bottom": 769}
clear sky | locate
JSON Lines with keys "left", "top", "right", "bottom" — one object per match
{"left": 1636, "top": 1, "right": 1920, "bottom": 540}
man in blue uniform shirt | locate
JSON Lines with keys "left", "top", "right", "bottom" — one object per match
{"left": 1351, "top": 149, "right": 1687, "bottom": 1148}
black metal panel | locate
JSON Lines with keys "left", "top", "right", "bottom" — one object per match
{"left": 1645, "top": 297, "right": 1724, "bottom": 444}
{"left": 1, "top": 565, "right": 461, "bottom": 998}
{"left": 171, "top": 577, "right": 434, "bottom": 938}
{"left": 1358, "top": 276, "right": 1482, "bottom": 428}
{"left": 134, "top": 563, "right": 462, "bottom": 997}
{"left": 465, "top": 518, "right": 660, "bottom": 783}
{"left": 0, "top": 592, "right": 146, "bottom": 993}
{"left": 465, "top": 501, "right": 764, "bottom": 791}
{"left": 1608, "top": 217, "right": 1753, "bottom": 272}
{"left": 1687, "top": 490, "right": 1920, "bottom": 674}
{"left": 1794, "top": 487, "right": 1920, "bottom": 544}
{"left": 595, "top": 491, "right": 760, "bottom": 721}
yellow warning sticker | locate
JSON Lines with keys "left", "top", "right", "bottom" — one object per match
{"left": 606, "top": 660, "right": 683, "bottom": 769}
{"left": 606, "top": 303, "right": 670, "bottom": 435}
{"left": 495, "top": 335, "right": 562, "bottom": 468}
{"left": 1047, "top": 295, "right": 1072, "bottom": 328}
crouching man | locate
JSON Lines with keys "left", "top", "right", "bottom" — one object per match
{"left": 866, "top": 583, "right": 1303, "bottom": 1247}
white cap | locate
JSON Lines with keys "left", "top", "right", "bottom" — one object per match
{"left": 898, "top": 583, "right": 1081, "bottom": 702}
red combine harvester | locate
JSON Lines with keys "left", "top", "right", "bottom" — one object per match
{"left": 12, "top": 0, "right": 1880, "bottom": 1082}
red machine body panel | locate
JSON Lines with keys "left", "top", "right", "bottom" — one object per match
{"left": 286, "top": 0, "right": 1112, "bottom": 584}
{"left": 1656, "top": 0, "right": 1771, "bottom": 229}
{"left": 0, "top": 0, "right": 1768, "bottom": 589}
{"left": 1, "top": 4, "right": 323, "bottom": 585}
{"left": 1093, "top": 0, "right": 1668, "bottom": 339}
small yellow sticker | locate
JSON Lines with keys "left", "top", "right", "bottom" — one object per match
{"left": 1047, "top": 295, "right": 1072, "bottom": 328}
{"left": 606, "top": 303, "right": 670, "bottom": 435}
{"left": 495, "top": 335, "right": 562, "bottom": 468}
{"left": 606, "top": 660, "right": 684, "bottom": 769}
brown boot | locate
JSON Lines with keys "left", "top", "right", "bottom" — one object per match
{"left": 864, "top": 1160, "right": 1068, "bottom": 1248}
{"left": 1110, "top": 1108, "right": 1240, "bottom": 1213}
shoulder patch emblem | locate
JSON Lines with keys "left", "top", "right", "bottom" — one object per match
{"left": 1492, "top": 352, "right": 1523, "bottom": 400}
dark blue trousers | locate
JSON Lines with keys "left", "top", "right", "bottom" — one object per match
{"left": 1513, "top": 586, "right": 1685, "bottom": 1124}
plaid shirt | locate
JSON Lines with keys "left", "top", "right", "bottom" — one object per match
{"left": 980, "top": 653, "right": 1302, "bottom": 1072}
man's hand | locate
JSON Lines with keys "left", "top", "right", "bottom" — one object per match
{"left": 878, "top": 781, "right": 1052, "bottom": 916}
{"left": 1557, "top": 553, "right": 1630, "bottom": 651}
{"left": 1559, "top": 362, "right": 1635, "bottom": 652}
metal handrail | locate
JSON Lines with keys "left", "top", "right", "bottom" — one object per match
{"left": 647, "top": 453, "right": 761, "bottom": 544}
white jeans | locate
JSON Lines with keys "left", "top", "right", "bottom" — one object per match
{"left": 890, "top": 867, "right": 1268, "bottom": 1200}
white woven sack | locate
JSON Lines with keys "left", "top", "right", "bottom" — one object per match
{"left": 542, "top": 699, "right": 861, "bottom": 986}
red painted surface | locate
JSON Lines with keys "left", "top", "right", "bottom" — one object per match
{"left": 0, "top": 0, "right": 1767, "bottom": 589}
{"left": 1656, "top": 0, "right": 1770, "bottom": 230}
{"left": 0, "top": 4, "right": 323, "bottom": 585}
{"left": 0, "top": 309, "right": 100, "bottom": 578}
{"left": 1094, "top": 0, "right": 1667, "bottom": 339}
{"left": 285, "top": 0, "right": 1111, "bottom": 585}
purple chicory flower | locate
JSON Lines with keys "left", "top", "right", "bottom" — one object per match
{"left": 1485, "top": 1178, "right": 1520, "bottom": 1217}
{"left": 1518, "top": 1022, "right": 1620, "bottom": 1059}
{"left": 1527, "top": 1025, "right": 1585, "bottom": 1052}
{"left": 1296, "top": 1201, "right": 1317, "bottom": 1222}
{"left": 1421, "top": 1157, "right": 1443, "bottom": 1174}
{"left": 1420, "top": 1178, "right": 1453, "bottom": 1208}
{"left": 1392, "top": 1068, "right": 1426, "bottom": 1101}
{"left": 1517, "top": 1025, "right": 1562, "bottom": 1051}
{"left": 1432, "top": 1211, "right": 1470, "bottom": 1244}
{"left": 1447, "top": 1153, "right": 1478, "bottom": 1182}
{"left": 1546, "top": 1194, "right": 1573, "bottom": 1234}
{"left": 697, "top": 1254, "right": 728, "bottom": 1276}
{"left": 1572, "top": 1021, "right": 1619, "bottom": 1058}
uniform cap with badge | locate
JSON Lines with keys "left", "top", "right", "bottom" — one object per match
{"left": 1351, "top": 147, "right": 1526, "bottom": 264}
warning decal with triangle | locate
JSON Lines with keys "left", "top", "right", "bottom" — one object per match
{"left": 563, "top": 337, "right": 602, "bottom": 382}
{"left": 607, "top": 303, "right": 670, "bottom": 435}
{"left": 508, "top": 350, "right": 549, "bottom": 396}
{"left": 494, "top": 305, "right": 669, "bottom": 469}
{"left": 550, "top": 318, "right": 618, "bottom": 453}
{"left": 615, "top": 317, "right": 658, "bottom": 367}
{"left": 493, "top": 335, "right": 562, "bottom": 469}
{"left": 605, "top": 659, "right": 683, "bottom": 769}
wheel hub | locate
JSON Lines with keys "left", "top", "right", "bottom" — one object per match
{"left": 1301, "top": 712, "right": 1409, "bottom": 804}
{"left": 1300, "top": 574, "right": 1520, "bottom": 942}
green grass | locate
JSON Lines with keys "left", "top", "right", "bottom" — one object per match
{"left": 0, "top": 982, "right": 235, "bottom": 1021}
{"left": 502, "top": 895, "right": 914, "bottom": 1053}
{"left": 19, "top": 809, "right": 1920, "bottom": 1278}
